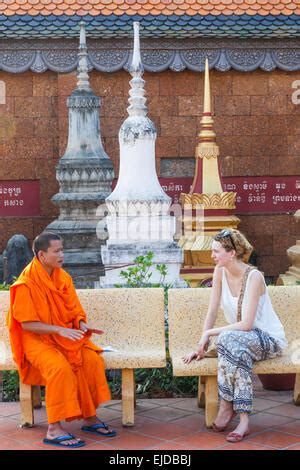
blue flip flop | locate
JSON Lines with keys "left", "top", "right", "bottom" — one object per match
{"left": 81, "top": 422, "right": 117, "bottom": 437}
{"left": 43, "top": 433, "right": 86, "bottom": 448}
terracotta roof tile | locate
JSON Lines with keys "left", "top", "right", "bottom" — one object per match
{"left": 0, "top": 1, "right": 299, "bottom": 16}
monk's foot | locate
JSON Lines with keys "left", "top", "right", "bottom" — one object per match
{"left": 83, "top": 416, "right": 116, "bottom": 435}
{"left": 47, "top": 423, "right": 81, "bottom": 446}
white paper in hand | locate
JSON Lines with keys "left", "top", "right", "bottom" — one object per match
{"left": 103, "top": 346, "right": 118, "bottom": 352}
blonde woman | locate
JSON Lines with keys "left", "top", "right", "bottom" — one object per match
{"left": 183, "top": 229, "right": 287, "bottom": 443}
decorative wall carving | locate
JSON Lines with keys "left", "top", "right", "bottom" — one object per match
{"left": 0, "top": 39, "right": 298, "bottom": 73}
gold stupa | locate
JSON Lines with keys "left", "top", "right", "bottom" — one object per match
{"left": 179, "top": 59, "right": 240, "bottom": 286}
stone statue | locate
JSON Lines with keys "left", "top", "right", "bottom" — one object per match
{"left": 3, "top": 234, "right": 33, "bottom": 284}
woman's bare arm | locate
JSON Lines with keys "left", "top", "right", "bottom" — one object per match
{"left": 202, "top": 266, "right": 223, "bottom": 333}
{"left": 206, "top": 271, "right": 264, "bottom": 336}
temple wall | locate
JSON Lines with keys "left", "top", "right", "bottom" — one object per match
{"left": 0, "top": 68, "right": 299, "bottom": 278}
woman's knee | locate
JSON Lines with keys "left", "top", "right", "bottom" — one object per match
{"left": 218, "top": 331, "right": 237, "bottom": 347}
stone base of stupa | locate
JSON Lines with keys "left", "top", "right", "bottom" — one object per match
{"left": 97, "top": 242, "right": 186, "bottom": 288}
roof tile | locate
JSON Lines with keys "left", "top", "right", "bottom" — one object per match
{"left": 0, "top": 1, "right": 299, "bottom": 16}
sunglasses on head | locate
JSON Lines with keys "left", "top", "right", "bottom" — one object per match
{"left": 216, "top": 229, "right": 237, "bottom": 252}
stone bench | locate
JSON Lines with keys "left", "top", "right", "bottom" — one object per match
{"left": 0, "top": 288, "right": 166, "bottom": 428}
{"left": 168, "top": 286, "right": 300, "bottom": 428}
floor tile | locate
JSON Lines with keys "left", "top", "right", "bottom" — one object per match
{"left": 221, "top": 442, "right": 275, "bottom": 451}
{"left": 252, "top": 398, "right": 283, "bottom": 412}
{"left": 173, "top": 431, "right": 228, "bottom": 450}
{"left": 248, "top": 430, "right": 300, "bottom": 449}
{"left": 265, "top": 404, "right": 300, "bottom": 419}
{"left": 99, "top": 433, "right": 164, "bottom": 450}
{"left": 147, "top": 442, "right": 193, "bottom": 450}
{"left": 0, "top": 417, "right": 22, "bottom": 434}
{"left": 286, "top": 443, "right": 300, "bottom": 450}
{"left": 128, "top": 422, "right": 198, "bottom": 441}
{"left": 168, "top": 398, "right": 203, "bottom": 413}
{"left": 170, "top": 414, "right": 207, "bottom": 431}
{"left": 138, "top": 406, "right": 192, "bottom": 422}
{"left": 1, "top": 397, "right": 299, "bottom": 451}
{"left": 0, "top": 437, "right": 40, "bottom": 450}
{"left": 273, "top": 421, "right": 300, "bottom": 436}
{"left": 246, "top": 412, "right": 294, "bottom": 432}
{"left": 0, "top": 403, "right": 20, "bottom": 417}
{"left": 145, "top": 398, "right": 187, "bottom": 406}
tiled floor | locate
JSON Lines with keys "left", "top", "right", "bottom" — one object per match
{"left": 0, "top": 376, "right": 299, "bottom": 450}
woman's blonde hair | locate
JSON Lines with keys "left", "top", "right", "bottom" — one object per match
{"left": 213, "top": 228, "right": 253, "bottom": 262}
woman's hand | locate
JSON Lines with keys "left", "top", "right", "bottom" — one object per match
{"left": 196, "top": 332, "right": 210, "bottom": 359}
{"left": 182, "top": 351, "right": 199, "bottom": 364}
{"left": 182, "top": 332, "right": 210, "bottom": 364}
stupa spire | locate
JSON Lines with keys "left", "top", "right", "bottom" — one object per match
{"left": 197, "top": 58, "right": 218, "bottom": 160}
{"left": 127, "top": 22, "right": 147, "bottom": 118}
{"left": 76, "top": 21, "right": 91, "bottom": 91}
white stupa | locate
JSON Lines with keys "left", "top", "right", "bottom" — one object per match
{"left": 98, "top": 22, "right": 183, "bottom": 287}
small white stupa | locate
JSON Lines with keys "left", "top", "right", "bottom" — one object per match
{"left": 99, "top": 22, "right": 183, "bottom": 287}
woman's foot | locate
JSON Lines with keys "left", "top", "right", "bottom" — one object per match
{"left": 212, "top": 400, "right": 235, "bottom": 432}
{"left": 226, "top": 413, "right": 250, "bottom": 442}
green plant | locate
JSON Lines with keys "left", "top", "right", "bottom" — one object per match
{"left": 0, "top": 283, "right": 10, "bottom": 291}
{"left": 115, "top": 252, "right": 170, "bottom": 288}
{"left": 1, "top": 281, "right": 19, "bottom": 401}
{"left": 2, "top": 371, "right": 19, "bottom": 401}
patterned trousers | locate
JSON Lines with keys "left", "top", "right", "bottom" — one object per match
{"left": 217, "top": 328, "right": 282, "bottom": 413}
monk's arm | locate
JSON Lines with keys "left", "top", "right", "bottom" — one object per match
{"left": 22, "top": 321, "right": 85, "bottom": 341}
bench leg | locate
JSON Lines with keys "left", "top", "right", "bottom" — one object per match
{"left": 122, "top": 369, "right": 135, "bottom": 427}
{"left": 197, "top": 376, "right": 206, "bottom": 408}
{"left": 205, "top": 376, "right": 218, "bottom": 428}
{"left": 294, "top": 373, "right": 300, "bottom": 405}
{"left": 20, "top": 382, "right": 34, "bottom": 428}
{"left": 32, "top": 386, "right": 42, "bottom": 409}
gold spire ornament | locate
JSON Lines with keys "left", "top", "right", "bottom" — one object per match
{"left": 179, "top": 59, "right": 240, "bottom": 286}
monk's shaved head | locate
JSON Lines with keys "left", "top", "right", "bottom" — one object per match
{"left": 33, "top": 232, "right": 62, "bottom": 259}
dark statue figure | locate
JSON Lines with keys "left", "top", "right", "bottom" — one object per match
{"left": 3, "top": 234, "right": 33, "bottom": 284}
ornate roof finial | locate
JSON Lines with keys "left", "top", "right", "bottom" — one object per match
{"left": 131, "top": 21, "right": 143, "bottom": 73}
{"left": 203, "top": 58, "right": 211, "bottom": 115}
{"left": 77, "top": 21, "right": 91, "bottom": 91}
{"left": 198, "top": 57, "right": 217, "bottom": 156}
{"left": 127, "top": 22, "right": 147, "bottom": 117}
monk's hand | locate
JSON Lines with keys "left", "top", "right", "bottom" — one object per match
{"left": 79, "top": 321, "right": 89, "bottom": 333}
{"left": 57, "top": 326, "right": 85, "bottom": 341}
{"left": 79, "top": 321, "right": 104, "bottom": 335}
{"left": 86, "top": 324, "right": 105, "bottom": 335}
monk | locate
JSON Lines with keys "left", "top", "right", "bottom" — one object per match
{"left": 7, "top": 231, "right": 116, "bottom": 448}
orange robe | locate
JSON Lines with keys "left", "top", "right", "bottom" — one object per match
{"left": 7, "top": 257, "right": 111, "bottom": 424}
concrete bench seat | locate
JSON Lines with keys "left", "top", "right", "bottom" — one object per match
{"left": 0, "top": 288, "right": 166, "bottom": 428}
{"left": 168, "top": 286, "right": 300, "bottom": 428}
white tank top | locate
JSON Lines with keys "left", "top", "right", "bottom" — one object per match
{"left": 220, "top": 267, "right": 288, "bottom": 349}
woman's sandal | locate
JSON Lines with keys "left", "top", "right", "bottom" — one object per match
{"left": 226, "top": 430, "right": 250, "bottom": 443}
